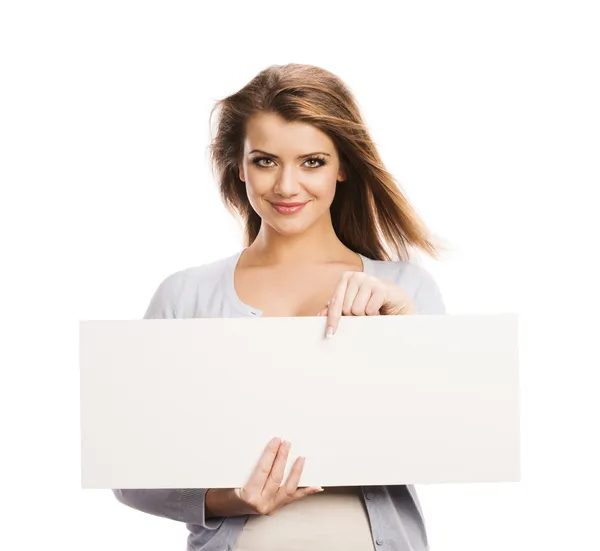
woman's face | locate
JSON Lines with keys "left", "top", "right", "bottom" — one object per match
{"left": 238, "top": 112, "right": 346, "bottom": 237}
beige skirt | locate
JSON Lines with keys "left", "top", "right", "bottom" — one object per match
{"left": 232, "top": 486, "right": 375, "bottom": 551}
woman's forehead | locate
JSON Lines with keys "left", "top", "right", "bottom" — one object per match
{"left": 244, "top": 112, "right": 334, "bottom": 153}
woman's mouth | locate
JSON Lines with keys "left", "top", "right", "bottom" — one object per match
{"left": 270, "top": 201, "right": 309, "bottom": 214}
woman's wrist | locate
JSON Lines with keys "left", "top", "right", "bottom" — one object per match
{"left": 205, "top": 488, "right": 255, "bottom": 518}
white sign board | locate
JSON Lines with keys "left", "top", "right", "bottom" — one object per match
{"left": 80, "top": 314, "right": 520, "bottom": 488}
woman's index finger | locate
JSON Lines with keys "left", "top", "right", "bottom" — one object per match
{"left": 326, "top": 273, "right": 351, "bottom": 337}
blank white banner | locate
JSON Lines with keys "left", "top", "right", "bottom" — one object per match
{"left": 79, "top": 314, "right": 520, "bottom": 489}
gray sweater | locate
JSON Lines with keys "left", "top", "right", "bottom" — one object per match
{"left": 113, "top": 249, "right": 446, "bottom": 551}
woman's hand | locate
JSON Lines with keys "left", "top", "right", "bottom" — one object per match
{"left": 318, "top": 271, "right": 415, "bottom": 337}
{"left": 205, "top": 438, "right": 323, "bottom": 518}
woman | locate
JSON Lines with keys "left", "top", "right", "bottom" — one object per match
{"left": 113, "top": 63, "right": 446, "bottom": 551}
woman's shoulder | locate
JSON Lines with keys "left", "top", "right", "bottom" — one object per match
{"left": 366, "top": 255, "right": 435, "bottom": 288}
{"left": 142, "top": 252, "right": 239, "bottom": 319}
{"left": 366, "top": 256, "right": 446, "bottom": 315}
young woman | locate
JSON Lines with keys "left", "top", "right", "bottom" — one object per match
{"left": 113, "top": 63, "right": 446, "bottom": 551}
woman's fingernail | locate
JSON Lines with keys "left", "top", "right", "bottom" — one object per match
{"left": 326, "top": 326, "right": 334, "bottom": 338}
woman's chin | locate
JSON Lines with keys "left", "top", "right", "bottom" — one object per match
{"left": 266, "top": 217, "right": 313, "bottom": 237}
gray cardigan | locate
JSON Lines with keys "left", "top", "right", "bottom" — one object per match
{"left": 113, "top": 249, "right": 446, "bottom": 551}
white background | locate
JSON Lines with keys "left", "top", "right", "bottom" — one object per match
{"left": 1, "top": 1, "right": 598, "bottom": 550}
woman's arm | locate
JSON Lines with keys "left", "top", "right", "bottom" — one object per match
{"left": 391, "top": 265, "right": 445, "bottom": 550}
{"left": 111, "top": 272, "right": 227, "bottom": 526}
{"left": 114, "top": 439, "right": 321, "bottom": 523}
{"left": 112, "top": 488, "right": 225, "bottom": 528}
{"left": 411, "top": 265, "right": 446, "bottom": 315}
{"left": 205, "top": 488, "right": 256, "bottom": 517}
{"left": 111, "top": 272, "right": 319, "bottom": 525}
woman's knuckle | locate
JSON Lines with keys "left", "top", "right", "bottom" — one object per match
{"left": 270, "top": 473, "right": 283, "bottom": 484}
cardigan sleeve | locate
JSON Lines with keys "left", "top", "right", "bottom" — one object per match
{"left": 142, "top": 269, "right": 187, "bottom": 319}
{"left": 111, "top": 270, "right": 223, "bottom": 529}
{"left": 112, "top": 488, "right": 223, "bottom": 528}
{"left": 400, "top": 265, "right": 445, "bottom": 549}
{"left": 411, "top": 266, "right": 446, "bottom": 315}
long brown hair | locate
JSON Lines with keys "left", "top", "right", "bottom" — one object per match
{"left": 208, "top": 63, "right": 443, "bottom": 261}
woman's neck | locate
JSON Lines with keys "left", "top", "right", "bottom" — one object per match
{"left": 244, "top": 222, "right": 355, "bottom": 269}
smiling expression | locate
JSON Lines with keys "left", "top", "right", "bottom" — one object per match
{"left": 238, "top": 112, "right": 346, "bottom": 236}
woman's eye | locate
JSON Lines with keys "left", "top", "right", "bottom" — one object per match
{"left": 304, "top": 158, "right": 325, "bottom": 168}
{"left": 253, "top": 158, "right": 274, "bottom": 167}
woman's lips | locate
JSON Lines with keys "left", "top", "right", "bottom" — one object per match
{"left": 270, "top": 201, "right": 308, "bottom": 214}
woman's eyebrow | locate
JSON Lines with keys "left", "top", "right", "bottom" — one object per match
{"left": 248, "top": 149, "right": 331, "bottom": 159}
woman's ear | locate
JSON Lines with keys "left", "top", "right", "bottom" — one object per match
{"left": 238, "top": 164, "right": 245, "bottom": 183}
{"left": 337, "top": 166, "right": 346, "bottom": 183}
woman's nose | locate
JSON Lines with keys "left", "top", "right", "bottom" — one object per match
{"left": 273, "top": 166, "right": 301, "bottom": 196}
